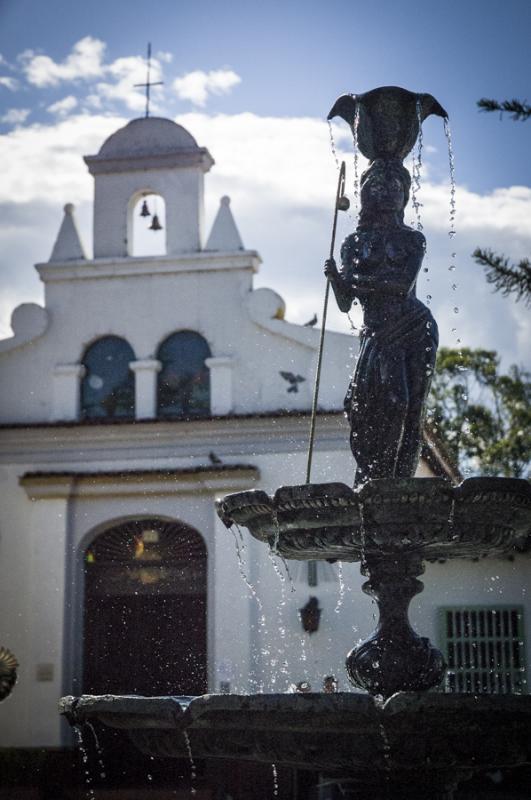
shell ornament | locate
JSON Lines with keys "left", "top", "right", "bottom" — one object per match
{"left": 0, "top": 646, "right": 19, "bottom": 701}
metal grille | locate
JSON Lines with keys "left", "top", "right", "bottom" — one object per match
{"left": 441, "top": 606, "right": 527, "bottom": 694}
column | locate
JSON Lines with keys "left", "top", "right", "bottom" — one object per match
{"left": 51, "top": 363, "right": 85, "bottom": 421}
{"left": 130, "top": 359, "right": 162, "bottom": 420}
{"left": 205, "top": 356, "right": 234, "bottom": 416}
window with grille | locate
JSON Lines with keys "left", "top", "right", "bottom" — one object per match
{"left": 440, "top": 606, "right": 527, "bottom": 695}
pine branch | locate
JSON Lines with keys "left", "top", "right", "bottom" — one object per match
{"left": 472, "top": 248, "right": 531, "bottom": 305}
{"left": 477, "top": 98, "right": 531, "bottom": 121}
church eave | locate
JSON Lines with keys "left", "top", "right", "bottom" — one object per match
{"left": 84, "top": 148, "right": 214, "bottom": 175}
{"left": 19, "top": 464, "right": 260, "bottom": 500}
{"left": 35, "top": 250, "right": 262, "bottom": 282}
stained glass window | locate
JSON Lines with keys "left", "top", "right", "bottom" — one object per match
{"left": 81, "top": 336, "right": 135, "bottom": 419}
{"left": 157, "top": 331, "right": 211, "bottom": 418}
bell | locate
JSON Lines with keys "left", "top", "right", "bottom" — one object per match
{"left": 149, "top": 214, "right": 163, "bottom": 231}
{"left": 337, "top": 195, "right": 350, "bottom": 211}
{"left": 140, "top": 199, "right": 151, "bottom": 217}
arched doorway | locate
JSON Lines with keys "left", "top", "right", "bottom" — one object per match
{"left": 83, "top": 518, "right": 207, "bottom": 696}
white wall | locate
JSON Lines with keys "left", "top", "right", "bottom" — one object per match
{"left": 0, "top": 420, "right": 529, "bottom": 748}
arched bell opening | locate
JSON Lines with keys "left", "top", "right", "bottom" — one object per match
{"left": 82, "top": 517, "right": 207, "bottom": 696}
{"left": 128, "top": 190, "right": 167, "bottom": 257}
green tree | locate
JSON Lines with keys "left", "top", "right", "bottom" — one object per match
{"left": 474, "top": 98, "right": 531, "bottom": 305}
{"left": 478, "top": 97, "right": 531, "bottom": 121}
{"left": 427, "top": 348, "right": 531, "bottom": 479}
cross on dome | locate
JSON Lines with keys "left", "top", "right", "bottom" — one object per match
{"left": 134, "top": 43, "right": 164, "bottom": 118}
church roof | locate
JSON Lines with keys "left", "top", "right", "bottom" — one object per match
{"left": 97, "top": 117, "right": 198, "bottom": 158}
{"left": 84, "top": 116, "right": 214, "bottom": 175}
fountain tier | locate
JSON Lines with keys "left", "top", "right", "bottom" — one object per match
{"left": 216, "top": 477, "right": 531, "bottom": 562}
{"left": 61, "top": 692, "right": 531, "bottom": 799}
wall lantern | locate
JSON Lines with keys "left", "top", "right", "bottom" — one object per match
{"left": 299, "top": 596, "right": 322, "bottom": 634}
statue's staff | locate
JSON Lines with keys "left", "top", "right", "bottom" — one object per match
{"left": 306, "top": 161, "right": 350, "bottom": 482}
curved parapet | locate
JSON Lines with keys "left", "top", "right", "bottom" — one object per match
{"left": 0, "top": 303, "right": 48, "bottom": 354}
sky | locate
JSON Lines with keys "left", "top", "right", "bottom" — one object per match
{"left": 0, "top": 0, "right": 530, "bottom": 369}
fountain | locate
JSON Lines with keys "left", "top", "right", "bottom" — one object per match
{"left": 60, "top": 87, "right": 531, "bottom": 799}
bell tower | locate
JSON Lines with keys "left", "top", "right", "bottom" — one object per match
{"left": 84, "top": 117, "right": 214, "bottom": 258}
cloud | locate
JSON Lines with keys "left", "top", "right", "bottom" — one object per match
{"left": 0, "top": 110, "right": 529, "bottom": 371}
{"left": 1, "top": 108, "right": 30, "bottom": 125}
{"left": 15, "top": 38, "right": 164, "bottom": 114}
{"left": 173, "top": 69, "right": 241, "bottom": 107}
{"left": 20, "top": 37, "right": 106, "bottom": 87}
{"left": 157, "top": 51, "right": 173, "bottom": 64}
{"left": 0, "top": 113, "right": 124, "bottom": 204}
{"left": 47, "top": 95, "right": 78, "bottom": 116}
{"left": 0, "top": 76, "right": 19, "bottom": 91}
{"left": 94, "top": 55, "right": 164, "bottom": 112}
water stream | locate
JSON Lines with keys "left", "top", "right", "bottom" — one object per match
{"left": 231, "top": 524, "right": 267, "bottom": 691}
{"left": 85, "top": 721, "right": 106, "bottom": 781}
{"left": 230, "top": 525, "right": 266, "bottom": 624}
{"left": 352, "top": 100, "right": 360, "bottom": 216}
{"left": 73, "top": 726, "right": 96, "bottom": 799}
{"left": 443, "top": 117, "right": 456, "bottom": 240}
{"left": 411, "top": 97, "right": 424, "bottom": 232}
{"left": 182, "top": 730, "right": 197, "bottom": 795}
{"left": 377, "top": 716, "right": 392, "bottom": 799}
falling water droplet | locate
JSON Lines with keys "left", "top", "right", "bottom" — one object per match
{"left": 327, "top": 120, "right": 340, "bottom": 171}
{"left": 449, "top": 264, "right": 456, "bottom": 271}
{"left": 453, "top": 307, "right": 459, "bottom": 314}
{"left": 272, "top": 763, "right": 279, "bottom": 797}
{"left": 335, "top": 561, "right": 345, "bottom": 613}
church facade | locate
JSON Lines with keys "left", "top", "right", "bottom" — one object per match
{"left": 0, "top": 116, "right": 528, "bottom": 756}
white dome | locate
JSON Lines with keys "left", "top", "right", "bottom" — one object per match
{"left": 97, "top": 117, "right": 199, "bottom": 158}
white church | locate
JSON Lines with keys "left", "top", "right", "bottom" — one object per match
{"left": 0, "top": 114, "right": 528, "bottom": 777}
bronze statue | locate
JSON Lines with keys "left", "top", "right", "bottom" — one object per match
{"left": 325, "top": 159, "right": 438, "bottom": 483}
{"left": 326, "top": 88, "right": 446, "bottom": 484}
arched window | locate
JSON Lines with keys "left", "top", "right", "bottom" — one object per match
{"left": 129, "top": 192, "right": 166, "bottom": 257}
{"left": 157, "top": 331, "right": 211, "bottom": 418}
{"left": 81, "top": 336, "right": 135, "bottom": 419}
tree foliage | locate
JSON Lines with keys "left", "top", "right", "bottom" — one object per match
{"left": 473, "top": 248, "right": 531, "bottom": 306}
{"left": 474, "top": 96, "right": 531, "bottom": 306}
{"left": 477, "top": 98, "right": 531, "bottom": 121}
{"left": 427, "top": 348, "right": 531, "bottom": 479}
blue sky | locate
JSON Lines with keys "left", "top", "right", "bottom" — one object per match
{"left": 0, "top": 0, "right": 530, "bottom": 366}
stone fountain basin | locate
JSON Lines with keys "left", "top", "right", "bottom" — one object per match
{"left": 60, "top": 692, "right": 531, "bottom": 778}
{"left": 216, "top": 477, "right": 531, "bottom": 561}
